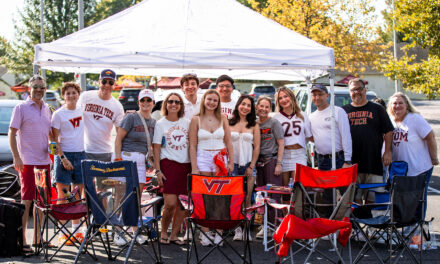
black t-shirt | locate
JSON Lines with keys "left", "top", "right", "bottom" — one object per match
{"left": 343, "top": 101, "right": 394, "bottom": 175}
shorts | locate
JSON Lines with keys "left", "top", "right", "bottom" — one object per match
{"left": 161, "top": 159, "right": 191, "bottom": 195}
{"left": 232, "top": 163, "right": 251, "bottom": 176}
{"left": 111, "top": 151, "right": 147, "bottom": 184}
{"left": 54, "top": 151, "right": 86, "bottom": 185}
{"left": 197, "top": 149, "right": 227, "bottom": 173}
{"left": 356, "top": 173, "right": 384, "bottom": 202}
{"left": 282, "top": 148, "right": 307, "bottom": 172}
{"left": 85, "top": 152, "right": 112, "bottom": 189}
{"left": 19, "top": 164, "right": 51, "bottom": 201}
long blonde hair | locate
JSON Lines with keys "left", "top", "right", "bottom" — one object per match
{"left": 197, "top": 89, "right": 222, "bottom": 121}
{"left": 275, "top": 86, "right": 303, "bottom": 120}
{"left": 387, "top": 92, "right": 419, "bottom": 117}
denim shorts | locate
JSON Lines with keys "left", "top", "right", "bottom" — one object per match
{"left": 54, "top": 151, "right": 86, "bottom": 185}
{"left": 233, "top": 162, "right": 251, "bottom": 176}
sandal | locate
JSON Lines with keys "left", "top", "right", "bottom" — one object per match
{"left": 169, "top": 238, "right": 184, "bottom": 245}
{"left": 160, "top": 237, "right": 170, "bottom": 245}
{"left": 22, "top": 245, "right": 34, "bottom": 256}
{"left": 32, "top": 241, "right": 57, "bottom": 248}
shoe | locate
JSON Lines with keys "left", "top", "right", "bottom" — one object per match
{"left": 136, "top": 234, "right": 146, "bottom": 245}
{"left": 200, "top": 233, "right": 212, "bottom": 247}
{"left": 184, "top": 229, "right": 193, "bottom": 241}
{"left": 74, "top": 232, "right": 84, "bottom": 244}
{"left": 58, "top": 235, "right": 73, "bottom": 246}
{"left": 199, "top": 231, "right": 214, "bottom": 241}
{"left": 214, "top": 233, "right": 223, "bottom": 246}
{"left": 114, "top": 233, "right": 128, "bottom": 246}
{"left": 246, "top": 230, "right": 253, "bottom": 242}
{"left": 256, "top": 228, "right": 264, "bottom": 239}
{"left": 233, "top": 227, "right": 243, "bottom": 241}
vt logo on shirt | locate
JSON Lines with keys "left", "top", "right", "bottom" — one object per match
{"left": 69, "top": 116, "right": 82, "bottom": 128}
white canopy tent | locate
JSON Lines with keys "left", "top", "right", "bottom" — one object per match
{"left": 33, "top": 0, "right": 339, "bottom": 169}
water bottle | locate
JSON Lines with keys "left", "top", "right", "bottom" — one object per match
{"left": 288, "top": 178, "right": 294, "bottom": 189}
{"left": 255, "top": 191, "right": 265, "bottom": 214}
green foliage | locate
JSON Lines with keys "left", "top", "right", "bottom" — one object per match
{"left": 88, "top": 0, "right": 144, "bottom": 26}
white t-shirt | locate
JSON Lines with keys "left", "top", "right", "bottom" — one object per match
{"left": 78, "top": 90, "right": 124, "bottom": 153}
{"left": 309, "top": 105, "right": 352, "bottom": 161}
{"left": 152, "top": 117, "right": 190, "bottom": 163}
{"left": 273, "top": 111, "right": 311, "bottom": 148}
{"left": 51, "top": 106, "right": 84, "bottom": 152}
{"left": 221, "top": 99, "right": 237, "bottom": 119}
{"left": 183, "top": 95, "right": 201, "bottom": 120}
{"left": 392, "top": 113, "right": 433, "bottom": 176}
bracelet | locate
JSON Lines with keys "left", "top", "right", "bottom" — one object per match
{"left": 155, "top": 170, "right": 162, "bottom": 175}
{"left": 277, "top": 160, "right": 282, "bottom": 164}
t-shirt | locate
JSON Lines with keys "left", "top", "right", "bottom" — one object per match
{"left": 120, "top": 113, "right": 156, "bottom": 155}
{"left": 391, "top": 113, "right": 433, "bottom": 176}
{"left": 51, "top": 106, "right": 84, "bottom": 152}
{"left": 183, "top": 95, "right": 201, "bottom": 121}
{"left": 343, "top": 101, "right": 394, "bottom": 175}
{"left": 152, "top": 117, "right": 190, "bottom": 163}
{"left": 258, "top": 117, "right": 284, "bottom": 158}
{"left": 273, "top": 111, "right": 311, "bottom": 148}
{"left": 221, "top": 99, "right": 237, "bottom": 119}
{"left": 78, "top": 90, "right": 124, "bottom": 153}
{"left": 309, "top": 105, "right": 352, "bottom": 161}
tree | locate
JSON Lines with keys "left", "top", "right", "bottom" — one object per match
{"left": 88, "top": 0, "right": 144, "bottom": 26}
{"left": 244, "top": 0, "right": 388, "bottom": 74}
{"left": 378, "top": 0, "right": 440, "bottom": 98}
{"left": 3, "top": 0, "right": 97, "bottom": 85}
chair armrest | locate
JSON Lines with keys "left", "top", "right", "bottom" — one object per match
{"left": 356, "top": 183, "right": 387, "bottom": 189}
{"left": 245, "top": 203, "right": 263, "bottom": 213}
{"left": 141, "top": 196, "right": 163, "bottom": 208}
{"left": 178, "top": 195, "right": 192, "bottom": 211}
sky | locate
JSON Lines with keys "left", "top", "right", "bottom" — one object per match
{"left": 0, "top": 0, "right": 387, "bottom": 42}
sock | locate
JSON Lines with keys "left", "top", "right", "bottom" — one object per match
{"left": 72, "top": 223, "right": 80, "bottom": 235}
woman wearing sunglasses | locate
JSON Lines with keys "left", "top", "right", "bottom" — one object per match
{"left": 153, "top": 93, "right": 191, "bottom": 245}
{"left": 112, "top": 89, "right": 156, "bottom": 246}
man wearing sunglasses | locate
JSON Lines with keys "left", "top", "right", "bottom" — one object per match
{"left": 78, "top": 69, "right": 124, "bottom": 166}
{"left": 9, "top": 74, "right": 53, "bottom": 251}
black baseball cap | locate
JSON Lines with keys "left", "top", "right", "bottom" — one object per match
{"left": 311, "top": 84, "right": 328, "bottom": 94}
{"left": 100, "top": 69, "right": 116, "bottom": 80}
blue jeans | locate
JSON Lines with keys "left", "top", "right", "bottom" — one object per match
{"left": 317, "top": 151, "right": 345, "bottom": 171}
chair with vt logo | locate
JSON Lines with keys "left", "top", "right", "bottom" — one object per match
{"left": 185, "top": 173, "right": 256, "bottom": 264}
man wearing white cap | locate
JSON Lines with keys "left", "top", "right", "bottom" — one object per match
{"left": 112, "top": 88, "right": 156, "bottom": 246}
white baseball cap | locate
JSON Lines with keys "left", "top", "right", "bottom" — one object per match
{"left": 138, "top": 89, "right": 155, "bottom": 101}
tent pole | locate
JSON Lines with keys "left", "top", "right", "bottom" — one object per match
{"left": 328, "top": 69, "right": 336, "bottom": 170}
{"left": 78, "top": 0, "right": 86, "bottom": 90}
{"left": 305, "top": 76, "right": 315, "bottom": 168}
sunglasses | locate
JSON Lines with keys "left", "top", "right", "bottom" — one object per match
{"left": 140, "top": 97, "right": 153, "bottom": 103}
{"left": 31, "top": 85, "right": 46, "bottom": 90}
{"left": 101, "top": 80, "right": 114, "bottom": 85}
{"left": 167, "top": 100, "right": 181, "bottom": 105}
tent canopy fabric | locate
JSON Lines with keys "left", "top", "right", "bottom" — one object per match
{"left": 34, "top": 0, "right": 334, "bottom": 80}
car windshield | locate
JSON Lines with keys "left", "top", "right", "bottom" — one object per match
{"left": 254, "top": 86, "right": 275, "bottom": 93}
{"left": 0, "top": 107, "right": 13, "bottom": 135}
{"left": 121, "top": 90, "right": 141, "bottom": 96}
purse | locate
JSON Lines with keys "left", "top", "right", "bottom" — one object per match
{"left": 137, "top": 111, "right": 154, "bottom": 168}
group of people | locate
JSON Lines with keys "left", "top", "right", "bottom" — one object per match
{"left": 8, "top": 69, "right": 438, "bottom": 252}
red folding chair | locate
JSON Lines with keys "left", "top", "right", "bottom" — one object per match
{"left": 273, "top": 164, "right": 357, "bottom": 264}
{"left": 184, "top": 173, "right": 257, "bottom": 264}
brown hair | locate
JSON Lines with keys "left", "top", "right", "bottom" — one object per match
{"left": 387, "top": 92, "right": 419, "bottom": 116}
{"left": 197, "top": 89, "right": 222, "bottom": 122}
{"left": 61, "top": 82, "right": 81, "bottom": 95}
{"left": 180, "top": 73, "right": 199, "bottom": 87}
{"left": 256, "top": 96, "right": 272, "bottom": 106}
{"left": 275, "top": 86, "right": 303, "bottom": 120}
{"left": 161, "top": 93, "right": 185, "bottom": 118}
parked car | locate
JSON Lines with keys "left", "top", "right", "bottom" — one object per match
{"left": 208, "top": 83, "right": 241, "bottom": 101}
{"left": 118, "top": 88, "right": 143, "bottom": 112}
{"left": 294, "top": 84, "right": 377, "bottom": 167}
{"left": 0, "top": 100, "right": 21, "bottom": 167}
{"left": 44, "top": 90, "right": 63, "bottom": 109}
{"left": 249, "top": 84, "right": 276, "bottom": 110}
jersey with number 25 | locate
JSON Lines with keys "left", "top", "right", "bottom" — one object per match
{"left": 273, "top": 111, "right": 311, "bottom": 148}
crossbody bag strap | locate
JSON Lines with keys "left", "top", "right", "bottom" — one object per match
{"left": 137, "top": 111, "right": 153, "bottom": 158}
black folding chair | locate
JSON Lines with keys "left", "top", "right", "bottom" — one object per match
{"left": 74, "top": 160, "right": 163, "bottom": 264}
{"left": 351, "top": 173, "right": 429, "bottom": 264}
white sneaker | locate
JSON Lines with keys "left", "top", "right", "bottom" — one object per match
{"left": 136, "top": 234, "right": 146, "bottom": 245}
{"left": 114, "top": 233, "right": 128, "bottom": 246}
{"left": 256, "top": 228, "right": 264, "bottom": 239}
{"left": 200, "top": 233, "right": 212, "bottom": 247}
{"left": 246, "top": 230, "right": 253, "bottom": 242}
{"left": 233, "top": 227, "right": 243, "bottom": 241}
{"left": 214, "top": 233, "right": 223, "bottom": 246}
{"left": 199, "top": 231, "right": 214, "bottom": 241}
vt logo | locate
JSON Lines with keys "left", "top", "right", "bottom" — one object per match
{"left": 93, "top": 114, "right": 103, "bottom": 120}
{"left": 202, "top": 179, "right": 231, "bottom": 194}
{"left": 69, "top": 116, "right": 82, "bottom": 128}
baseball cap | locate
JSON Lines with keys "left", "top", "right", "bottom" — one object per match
{"left": 311, "top": 84, "right": 328, "bottom": 94}
{"left": 138, "top": 89, "right": 155, "bottom": 101}
{"left": 100, "top": 69, "right": 116, "bottom": 80}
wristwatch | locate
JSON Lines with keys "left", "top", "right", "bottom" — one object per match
{"left": 60, "top": 154, "right": 66, "bottom": 160}
{"left": 345, "top": 161, "right": 352, "bottom": 165}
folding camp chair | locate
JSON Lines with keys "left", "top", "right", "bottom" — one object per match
{"left": 33, "top": 168, "right": 93, "bottom": 262}
{"left": 351, "top": 173, "right": 429, "bottom": 264}
{"left": 185, "top": 173, "right": 256, "bottom": 264}
{"left": 272, "top": 164, "right": 357, "bottom": 264}
{"left": 74, "top": 160, "right": 162, "bottom": 264}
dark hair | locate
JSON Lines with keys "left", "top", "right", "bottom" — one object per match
{"left": 372, "top": 97, "right": 386, "bottom": 108}
{"left": 348, "top": 78, "right": 366, "bottom": 88}
{"left": 161, "top": 93, "right": 185, "bottom": 118}
{"left": 180, "top": 73, "right": 199, "bottom": 87}
{"left": 29, "top": 74, "right": 46, "bottom": 87}
{"left": 229, "top": 95, "right": 256, "bottom": 128}
{"left": 61, "top": 82, "right": 81, "bottom": 95}
{"left": 216, "top": 74, "right": 234, "bottom": 85}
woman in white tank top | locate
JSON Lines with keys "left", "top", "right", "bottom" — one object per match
{"left": 189, "top": 89, "right": 234, "bottom": 246}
